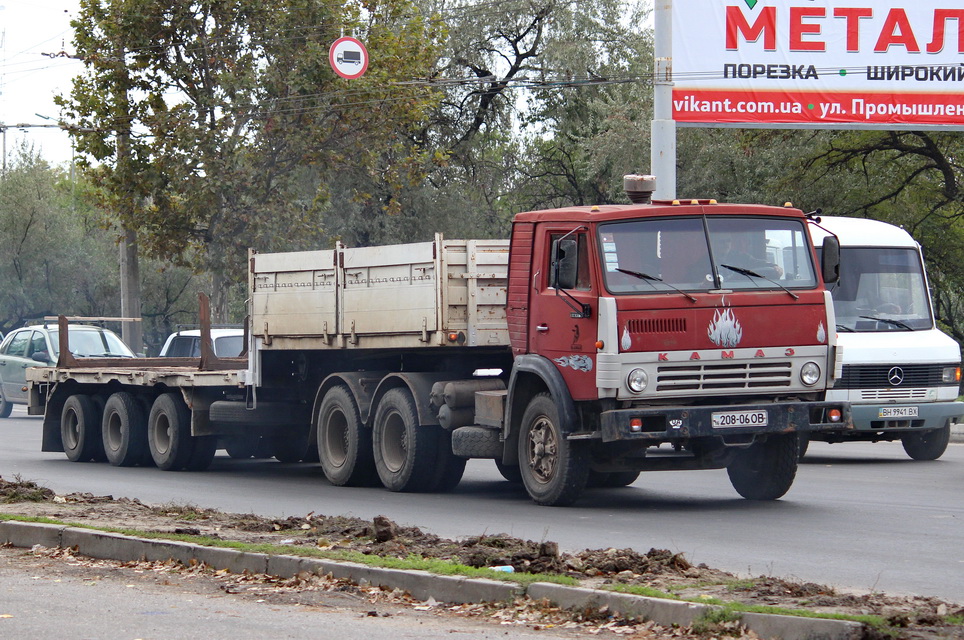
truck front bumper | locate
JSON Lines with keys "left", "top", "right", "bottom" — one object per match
{"left": 842, "top": 401, "right": 964, "bottom": 432}
{"left": 598, "top": 401, "right": 852, "bottom": 443}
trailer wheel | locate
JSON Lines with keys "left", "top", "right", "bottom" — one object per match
{"left": 517, "top": 393, "right": 590, "bottom": 506}
{"left": 0, "top": 392, "right": 12, "bottom": 419}
{"left": 373, "top": 388, "right": 437, "bottom": 492}
{"left": 727, "top": 433, "right": 798, "bottom": 500}
{"left": 148, "top": 393, "right": 195, "bottom": 471}
{"left": 102, "top": 392, "right": 150, "bottom": 467}
{"left": 901, "top": 425, "right": 950, "bottom": 461}
{"left": 317, "top": 385, "right": 377, "bottom": 486}
{"left": 61, "top": 394, "right": 104, "bottom": 462}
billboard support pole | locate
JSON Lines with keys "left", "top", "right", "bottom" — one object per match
{"left": 651, "top": 0, "right": 676, "bottom": 200}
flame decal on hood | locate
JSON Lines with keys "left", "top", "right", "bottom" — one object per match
{"left": 707, "top": 304, "right": 743, "bottom": 348}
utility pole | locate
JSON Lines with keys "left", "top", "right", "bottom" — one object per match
{"left": 651, "top": 0, "right": 676, "bottom": 200}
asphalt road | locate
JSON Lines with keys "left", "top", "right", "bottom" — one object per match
{"left": 1, "top": 406, "right": 962, "bottom": 604}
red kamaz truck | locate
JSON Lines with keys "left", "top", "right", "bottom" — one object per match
{"left": 29, "top": 176, "right": 850, "bottom": 506}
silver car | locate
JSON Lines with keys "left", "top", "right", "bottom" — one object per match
{"left": 0, "top": 324, "right": 135, "bottom": 417}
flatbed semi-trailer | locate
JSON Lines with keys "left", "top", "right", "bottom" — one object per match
{"left": 30, "top": 177, "right": 852, "bottom": 505}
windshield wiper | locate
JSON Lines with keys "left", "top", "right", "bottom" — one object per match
{"left": 614, "top": 268, "right": 697, "bottom": 302}
{"left": 720, "top": 264, "right": 799, "bottom": 300}
{"left": 859, "top": 315, "right": 913, "bottom": 330}
{"left": 835, "top": 324, "right": 855, "bottom": 333}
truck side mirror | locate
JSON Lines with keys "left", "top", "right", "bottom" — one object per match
{"left": 550, "top": 238, "right": 579, "bottom": 290}
{"left": 821, "top": 236, "right": 840, "bottom": 284}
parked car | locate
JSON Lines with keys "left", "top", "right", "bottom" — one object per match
{"left": 0, "top": 323, "right": 136, "bottom": 418}
{"left": 158, "top": 327, "right": 244, "bottom": 358}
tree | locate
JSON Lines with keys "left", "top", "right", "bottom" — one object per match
{"left": 59, "top": 0, "right": 443, "bottom": 318}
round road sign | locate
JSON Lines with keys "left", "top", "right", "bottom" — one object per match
{"left": 329, "top": 36, "right": 369, "bottom": 80}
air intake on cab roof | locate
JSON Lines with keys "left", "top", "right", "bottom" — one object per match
{"left": 624, "top": 174, "right": 656, "bottom": 204}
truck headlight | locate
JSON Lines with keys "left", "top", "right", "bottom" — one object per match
{"left": 800, "top": 361, "right": 821, "bottom": 386}
{"left": 942, "top": 366, "right": 961, "bottom": 383}
{"left": 627, "top": 368, "right": 649, "bottom": 393}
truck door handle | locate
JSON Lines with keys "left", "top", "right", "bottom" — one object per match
{"left": 536, "top": 324, "right": 549, "bottom": 332}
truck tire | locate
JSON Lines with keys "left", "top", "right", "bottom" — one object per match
{"left": 451, "top": 425, "right": 502, "bottom": 458}
{"left": 373, "top": 387, "right": 438, "bottom": 492}
{"left": 0, "top": 392, "right": 12, "bottom": 419}
{"left": 517, "top": 393, "right": 590, "bottom": 506}
{"left": 727, "top": 433, "right": 798, "bottom": 500}
{"left": 102, "top": 392, "right": 150, "bottom": 467}
{"left": 797, "top": 433, "right": 810, "bottom": 460}
{"left": 148, "top": 393, "right": 196, "bottom": 471}
{"left": 317, "top": 385, "right": 377, "bottom": 486}
{"left": 61, "top": 394, "right": 104, "bottom": 462}
{"left": 428, "top": 427, "right": 467, "bottom": 493}
{"left": 901, "top": 425, "right": 950, "bottom": 461}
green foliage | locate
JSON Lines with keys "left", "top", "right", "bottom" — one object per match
{"left": 60, "top": 0, "right": 444, "bottom": 305}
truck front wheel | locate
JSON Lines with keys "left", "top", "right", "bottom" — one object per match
{"left": 727, "top": 433, "right": 798, "bottom": 500}
{"left": 517, "top": 393, "right": 589, "bottom": 506}
{"left": 373, "top": 388, "right": 437, "bottom": 492}
{"left": 102, "top": 392, "right": 150, "bottom": 467}
{"left": 61, "top": 394, "right": 104, "bottom": 462}
{"left": 317, "top": 385, "right": 377, "bottom": 486}
{"left": 901, "top": 425, "right": 950, "bottom": 461}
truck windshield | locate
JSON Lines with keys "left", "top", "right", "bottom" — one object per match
{"left": 828, "top": 247, "right": 932, "bottom": 332}
{"left": 599, "top": 216, "right": 816, "bottom": 293}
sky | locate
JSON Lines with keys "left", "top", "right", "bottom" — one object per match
{"left": 1, "top": 0, "right": 81, "bottom": 167}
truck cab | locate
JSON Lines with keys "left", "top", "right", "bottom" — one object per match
{"left": 808, "top": 216, "right": 962, "bottom": 459}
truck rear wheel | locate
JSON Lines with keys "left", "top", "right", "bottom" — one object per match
{"left": 517, "top": 393, "right": 589, "bottom": 506}
{"left": 61, "top": 394, "right": 104, "bottom": 462}
{"left": 102, "top": 392, "right": 150, "bottom": 467}
{"left": 373, "top": 388, "right": 437, "bottom": 492}
{"left": 901, "top": 425, "right": 950, "bottom": 461}
{"left": 317, "top": 385, "right": 377, "bottom": 486}
{"left": 148, "top": 393, "right": 196, "bottom": 471}
{"left": 727, "top": 433, "right": 798, "bottom": 500}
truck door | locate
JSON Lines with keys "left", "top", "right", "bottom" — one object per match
{"left": 528, "top": 227, "right": 599, "bottom": 400}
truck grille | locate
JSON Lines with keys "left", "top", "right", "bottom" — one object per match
{"left": 860, "top": 388, "right": 930, "bottom": 401}
{"left": 657, "top": 361, "right": 792, "bottom": 391}
{"left": 835, "top": 364, "right": 950, "bottom": 389}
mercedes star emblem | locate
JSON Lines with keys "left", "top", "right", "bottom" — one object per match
{"left": 887, "top": 367, "right": 904, "bottom": 386}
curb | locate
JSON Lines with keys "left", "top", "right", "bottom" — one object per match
{"left": 0, "top": 520, "right": 863, "bottom": 640}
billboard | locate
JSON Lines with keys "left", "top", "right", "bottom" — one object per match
{"left": 672, "top": 1, "right": 964, "bottom": 128}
